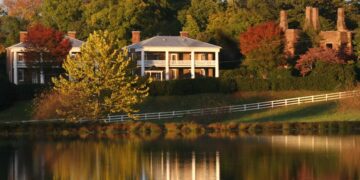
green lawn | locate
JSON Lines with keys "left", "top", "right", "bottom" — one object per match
{"left": 138, "top": 90, "right": 328, "bottom": 112}
{"left": 0, "top": 101, "right": 32, "bottom": 121}
{"left": 1, "top": 90, "right": 359, "bottom": 123}
{"left": 221, "top": 101, "right": 360, "bottom": 122}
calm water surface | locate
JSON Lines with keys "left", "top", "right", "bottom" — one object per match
{"left": 1, "top": 135, "right": 360, "bottom": 180}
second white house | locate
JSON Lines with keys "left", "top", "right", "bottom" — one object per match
{"left": 127, "top": 31, "right": 221, "bottom": 81}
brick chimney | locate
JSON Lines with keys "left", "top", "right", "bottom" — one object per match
{"left": 279, "top": 10, "right": 288, "bottom": 31}
{"left": 304, "top": 6, "right": 312, "bottom": 30}
{"left": 180, "top": 31, "right": 189, "bottom": 38}
{"left": 19, "top": 31, "right": 28, "bottom": 43}
{"left": 337, "top": 8, "right": 347, "bottom": 31}
{"left": 67, "top": 31, "right": 76, "bottom": 39}
{"left": 132, "top": 31, "right": 141, "bottom": 44}
{"left": 311, "top": 7, "right": 320, "bottom": 31}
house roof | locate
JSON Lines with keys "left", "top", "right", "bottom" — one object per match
{"left": 7, "top": 36, "right": 84, "bottom": 49}
{"left": 127, "top": 36, "right": 221, "bottom": 49}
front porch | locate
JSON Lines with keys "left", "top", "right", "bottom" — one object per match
{"left": 133, "top": 49, "right": 220, "bottom": 80}
{"left": 144, "top": 67, "right": 215, "bottom": 81}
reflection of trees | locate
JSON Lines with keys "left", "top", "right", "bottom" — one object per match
{"left": 33, "top": 140, "right": 143, "bottom": 180}
{"left": 3, "top": 135, "right": 360, "bottom": 180}
{"left": 220, "top": 136, "right": 360, "bottom": 180}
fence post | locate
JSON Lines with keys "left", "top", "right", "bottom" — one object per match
{"left": 298, "top": 98, "right": 300, "bottom": 105}
{"left": 271, "top": 101, "right": 274, "bottom": 108}
{"left": 121, "top": 115, "right": 124, "bottom": 121}
{"left": 158, "top": 112, "right": 161, "bottom": 120}
{"left": 172, "top": 111, "right": 175, "bottom": 117}
{"left": 312, "top": 96, "right": 314, "bottom": 102}
{"left": 285, "top": 99, "right": 288, "bottom": 106}
{"left": 107, "top": 114, "right": 111, "bottom": 123}
{"left": 257, "top": 103, "right": 260, "bottom": 109}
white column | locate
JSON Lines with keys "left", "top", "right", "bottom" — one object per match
{"left": 40, "top": 70, "right": 45, "bottom": 84}
{"left": 191, "top": 51, "right": 195, "bottom": 79}
{"left": 216, "top": 151, "right": 220, "bottom": 180}
{"left": 13, "top": 51, "right": 18, "bottom": 85}
{"left": 141, "top": 50, "right": 145, "bottom": 76}
{"left": 165, "top": 51, "right": 169, "bottom": 80}
{"left": 215, "top": 51, "right": 219, "bottom": 78}
{"left": 40, "top": 52, "right": 45, "bottom": 84}
{"left": 192, "top": 152, "right": 196, "bottom": 180}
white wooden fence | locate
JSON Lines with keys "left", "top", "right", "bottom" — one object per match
{"left": 106, "top": 90, "right": 360, "bottom": 123}
{"left": 2, "top": 90, "right": 359, "bottom": 124}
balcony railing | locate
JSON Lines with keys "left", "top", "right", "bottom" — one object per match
{"left": 137, "top": 60, "right": 165, "bottom": 67}
{"left": 137, "top": 60, "right": 216, "bottom": 67}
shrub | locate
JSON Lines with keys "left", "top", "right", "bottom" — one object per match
{"left": 15, "top": 84, "right": 47, "bottom": 100}
{"left": 149, "top": 78, "right": 236, "bottom": 96}
{"left": 0, "top": 77, "right": 15, "bottom": 110}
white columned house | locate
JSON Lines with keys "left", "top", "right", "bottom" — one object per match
{"left": 6, "top": 31, "right": 83, "bottom": 85}
{"left": 127, "top": 31, "right": 221, "bottom": 81}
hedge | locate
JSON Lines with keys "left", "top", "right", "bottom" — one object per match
{"left": 149, "top": 62, "right": 357, "bottom": 96}
{"left": 149, "top": 78, "right": 230, "bottom": 96}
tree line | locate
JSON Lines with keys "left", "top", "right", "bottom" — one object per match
{"left": 0, "top": 0, "right": 359, "bottom": 67}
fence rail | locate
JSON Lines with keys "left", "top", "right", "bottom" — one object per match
{"left": 106, "top": 90, "right": 360, "bottom": 123}
{"left": 2, "top": 90, "right": 359, "bottom": 124}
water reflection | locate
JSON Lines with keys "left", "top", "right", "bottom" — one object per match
{"left": 2, "top": 135, "right": 360, "bottom": 180}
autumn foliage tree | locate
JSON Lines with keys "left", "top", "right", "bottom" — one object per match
{"left": 239, "top": 21, "right": 285, "bottom": 78}
{"left": 4, "top": 0, "right": 42, "bottom": 21}
{"left": 48, "top": 31, "right": 149, "bottom": 121}
{"left": 295, "top": 47, "right": 345, "bottom": 76}
{"left": 240, "top": 21, "right": 282, "bottom": 55}
{"left": 24, "top": 23, "right": 72, "bottom": 84}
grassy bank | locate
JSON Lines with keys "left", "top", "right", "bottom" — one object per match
{"left": 0, "top": 90, "right": 359, "bottom": 123}
{"left": 0, "top": 101, "right": 32, "bottom": 121}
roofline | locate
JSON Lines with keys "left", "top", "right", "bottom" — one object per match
{"left": 6, "top": 37, "right": 84, "bottom": 50}
{"left": 6, "top": 42, "right": 24, "bottom": 49}
{"left": 127, "top": 36, "right": 222, "bottom": 49}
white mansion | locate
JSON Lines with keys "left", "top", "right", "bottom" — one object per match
{"left": 127, "top": 31, "right": 221, "bottom": 80}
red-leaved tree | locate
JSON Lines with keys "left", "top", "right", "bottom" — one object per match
{"left": 295, "top": 47, "right": 345, "bottom": 76}
{"left": 239, "top": 22, "right": 284, "bottom": 79}
{"left": 24, "top": 23, "right": 72, "bottom": 84}
{"left": 25, "top": 24, "right": 72, "bottom": 62}
{"left": 239, "top": 21, "right": 282, "bottom": 55}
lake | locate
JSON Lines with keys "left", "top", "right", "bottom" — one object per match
{"left": 1, "top": 135, "right": 360, "bottom": 180}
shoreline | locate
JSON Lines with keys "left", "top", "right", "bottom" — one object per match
{"left": 1, "top": 120, "right": 360, "bottom": 138}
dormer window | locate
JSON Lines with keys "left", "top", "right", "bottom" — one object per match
{"left": 18, "top": 53, "right": 25, "bottom": 61}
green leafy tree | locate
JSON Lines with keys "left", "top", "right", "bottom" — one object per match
{"left": 0, "top": 16, "right": 27, "bottom": 48}
{"left": 40, "top": 0, "right": 85, "bottom": 39}
{"left": 82, "top": 0, "right": 184, "bottom": 46}
{"left": 178, "top": 0, "right": 221, "bottom": 32}
{"left": 183, "top": 15, "right": 200, "bottom": 38}
{"left": 354, "top": 28, "right": 360, "bottom": 59}
{"left": 52, "top": 31, "right": 149, "bottom": 121}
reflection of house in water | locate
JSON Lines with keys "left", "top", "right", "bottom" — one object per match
{"left": 144, "top": 151, "right": 220, "bottom": 180}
